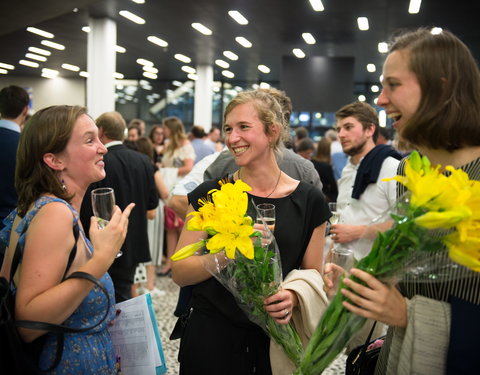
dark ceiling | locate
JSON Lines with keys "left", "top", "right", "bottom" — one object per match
{"left": 1, "top": 0, "right": 479, "bottom": 87}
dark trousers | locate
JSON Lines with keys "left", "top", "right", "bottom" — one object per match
{"left": 108, "top": 264, "right": 137, "bottom": 302}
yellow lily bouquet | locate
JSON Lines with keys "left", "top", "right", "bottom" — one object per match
{"left": 295, "top": 151, "right": 480, "bottom": 374}
{"left": 172, "top": 179, "right": 304, "bottom": 366}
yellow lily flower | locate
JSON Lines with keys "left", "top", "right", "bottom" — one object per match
{"left": 171, "top": 240, "right": 205, "bottom": 261}
{"left": 415, "top": 206, "right": 471, "bottom": 229}
{"left": 206, "top": 223, "right": 255, "bottom": 259}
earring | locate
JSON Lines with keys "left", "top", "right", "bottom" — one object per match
{"left": 61, "top": 178, "right": 67, "bottom": 191}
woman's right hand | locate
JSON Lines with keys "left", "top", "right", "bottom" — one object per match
{"left": 89, "top": 203, "right": 135, "bottom": 263}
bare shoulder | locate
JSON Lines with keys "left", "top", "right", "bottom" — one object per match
{"left": 29, "top": 201, "right": 75, "bottom": 236}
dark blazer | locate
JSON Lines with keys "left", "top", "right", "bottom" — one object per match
{"left": 80, "top": 144, "right": 158, "bottom": 268}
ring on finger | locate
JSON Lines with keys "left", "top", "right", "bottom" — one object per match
{"left": 283, "top": 309, "right": 289, "bottom": 318}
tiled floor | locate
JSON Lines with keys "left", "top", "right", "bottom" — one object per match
{"left": 151, "top": 276, "right": 347, "bottom": 375}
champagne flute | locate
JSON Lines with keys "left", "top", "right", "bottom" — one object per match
{"left": 255, "top": 203, "right": 276, "bottom": 232}
{"left": 91, "top": 187, "right": 122, "bottom": 258}
{"left": 328, "top": 202, "right": 340, "bottom": 224}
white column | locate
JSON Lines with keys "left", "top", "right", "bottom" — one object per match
{"left": 193, "top": 65, "right": 213, "bottom": 131}
{"left": 87, "top": 18, "right": 116, "bottom": 119}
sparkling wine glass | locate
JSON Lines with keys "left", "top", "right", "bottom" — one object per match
{"left": 91, "top": 187, "right": 122, "bottom": 258}
{"left": 328, "top": 202, "right": 340, "bottom": 224}
{"left": 255, "top": 203, "right": 276, "bottom": 232}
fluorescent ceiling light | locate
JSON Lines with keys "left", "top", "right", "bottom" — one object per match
{"left": 377, "top": 42, "right": 388, "bottom": 53}
{"left": 258, "top": 65, "right": 271, "bottom": 74}
{"left": 26, "top": 53, "right": 47, "bottom": 62}
{"left": 431, "top": 27, "right": 443, "bottom": 35}
{"left": 19, "top": 60, "right": 39, "bottom": 68}
{"left": 136, "top": 58, "right": 153, "bottom": 66}
{"left": 374, "top": 98, "right": 379, "bottom": 105}
{"left": 181, "top": 66, "right": 196, "bottom": 74}
{"left": 222, "top": 70, "right": 235, "bottom": 79}
{"left": 358, "top": 95, "right": 366, "bottom": 102}
{"left": 187, "top": 73, "right": 198, "bottom": 81}
{"left": 302, "top": 33, "right": 316, "bottom": 44}
{"left": 41, "top": 68, "right": 59, "bottom": 78}
{"left": 172, "top": 81, "right": 182, "bottom": 87}
{"left": 228, "top": 10, "right": 248, "bottom": 25}
{"left": 143, "top": 65, "right": 158, "bottom": 74}
{"left": 309, "top": 0, "right": 324, "bottom": 12}
{"left": 62, "top": 63, "right": 80, "bottom": 72}
{"left": 259, "top": 82, "right": 271, "bottom": 89}
{"left": 191, "top": 23, "right": 212, "bottom": 35}
{"left": 0, "top": 63, "right": 14, "bottom": 70}
{"left": 371, "top": 85, "right": 380, "bottom": 93}
{"left": 41, "top": 40, "right": 65, "bottom": 50}
{"left": 408, "top": 0, "right": 422, "bottom": 14}
{"left": 113, "top": 72, "right": 124, "bottom": 79}
{"left": 119, "top": 10, "right": 145, "bottom": 24}
{"left": 79, "top": 71, "right": 89, "bottom": 78}
{"left": 174, "top": 54, "right": 191, "bottom": 63}
{"left": 28, "top": 47, "right": 51, "bottom": 56}
{"left": 26, "top": 27, "right": 54, "bottom": 38}
{"left": 235, "top": 36, "right": 252, "bottom": 48}
{"left": 215, "top": 59, "right": 230, "bottom": 69}
{"left": 82, "top": 26, "right": 90, "bottom": 33}
{"left": 115, "top": 45, "right": 126, "bottom": 53}
{"left": 223, "top": 51, "right": 238, "bottom": 61}
{"left": 147, "top": 36, "right": 168, "bottom": 47}
{"left": 0, "top": 69, "right": 8, "bottom": 74}
{"left": 367, "top": 63, "right": 376, "bottom": 72}
{"left": 131, "top": 0, "right": 145, "bottom": 3}
{"left": 143, "top": 72, "right": 157, "bottom": 79}
{"left": 292, "top": 48, "right": 306, "bottom": 58}
{"left": 357, "top": 17, "right": 369, "bottom": 31}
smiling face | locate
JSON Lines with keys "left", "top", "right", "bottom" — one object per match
{"left": 377, "top": 50, "right": 422, "bottom": 131}
{"left": 58, "top": 114, "right": 107, "bottom": 188}
{"left": 223, "top": 101, "right": 275, "bottom": 166}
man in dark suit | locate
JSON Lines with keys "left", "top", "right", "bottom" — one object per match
{"left": 81, "top": 111, "right": 158, "bottom": 302}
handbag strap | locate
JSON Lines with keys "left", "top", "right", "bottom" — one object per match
{"left": 351, "top": 320, "right": 378, "bottom": 368}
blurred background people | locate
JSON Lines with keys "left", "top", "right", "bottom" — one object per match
{"left": 312, "top": 137, "right": 338, "bottom": 202}
{"left": 190, "top": 125, "right": 215, "bottom": 164}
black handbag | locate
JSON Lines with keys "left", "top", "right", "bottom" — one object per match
{"left": 0, "top": 222, "right": 111, "bottom": 374}
{"left": 345, "top": 321, "right": 385, "bottom": 375}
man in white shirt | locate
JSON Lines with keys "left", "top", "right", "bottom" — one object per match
{"left": 329, "top": 102, "right": 402, "bottom": 260}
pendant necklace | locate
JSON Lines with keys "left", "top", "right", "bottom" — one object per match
{"left": 238, "top": 168, "right": 282, "bottom": 198}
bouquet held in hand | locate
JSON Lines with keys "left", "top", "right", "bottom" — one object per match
{"left": 296, "top": 151, "right": 480, "bottom": 374}
{"left": 172, "top": 179, "right": 304, "bottom": 366}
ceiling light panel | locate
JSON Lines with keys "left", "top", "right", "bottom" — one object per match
{"left": 136, "top": 58, "right": 153, "bottom": 66}
{"left": 79, "top": 71, "right": 89, "bottom": 78}
{"left": 147, "top": 36, "right": 168, "bottom": 47}
{"left": 131, "top": 0, "right": 145, "bottom": 3}
{"left": 115, "top": 45, "right": 126, "bottom": 53}
{"left": 143, "top": 71, "right": 157, "bottom": 79}
{"left": 26, "top": 27, "right": 54, "bottom": 38}
{"left": 258, "top": 65, "right": 270, "bottom": 74}
{"left": 187, "top": 73, "right": 198, "bottom": 81}
{"left": 114, "top": 72, "right": 124, "bottom": 79}
{"left": 228, "top": 10, "right": 248, "bottom": 25}
{"left": 119, "top": 10, "right": 146, "bottom": 24}
{"left": 302, "top": 33, "right": 316, "bottom": 44}
{"left": 82, "top": 26, "right": 90, "bottom": 33}
{"left": 235, "top": 36, "right": 252, "bottom": 48}
{"left": 41, "top": 40, "right": 65, "bottom": 50}
{"left": 28, "top": 47, "right": 51, "bottom": 56}
{"left": 222, "top": 70, "right": 234, "bottom": 78}
{"left": 25, "top": 53, "right": 47, "bottom": 62}
{"left": 0, "top": 63, "right": 14, "bottom": 70}
{"left": 62, "top": 63, "right": 80, "bottom": 71}
{"left": 191, "top": 23, "right": 212, "bottom": 35}
{"left": 223, "top": 51, "right": 238, "bottom": 60}
{"left": 0, "top": 69, "right": 8, "bottom": 74}
{"left": 143, "top": 65, "right": 158, "bottom": 73}
{"left": 215, "top": 59, "right": 230, "bottom": 69}
{"left": 292, "top": 48, "right": 306, "bottom": 58}
{"left": 174, "top": 54, "right": 191, "bottom": 63}
{"left": 181, "top": 66, "right": 196, "bottom": 74}
{"left": 19, "top": 60, "right": 39, "bottom": 68}
{"left": 309, "top": 0, "right": 324, "bottom": 12}
{"left": 357, "top": 17, "right": 369, "bottom": 31}
{"left": 377, "top": 42, "right": 388, "bottom": 53}
{"left": 408, "top": 0, "right": 422, "bottom": 14}
{"left": 366, "top": 63, "right": 376, "bottom": 72}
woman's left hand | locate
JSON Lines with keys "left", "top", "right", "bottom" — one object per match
{"left": 264, "top": 289, "right": 298, "bottom": 324}
{"left": 341, "top": 268, "right": 408, "bottom": 328}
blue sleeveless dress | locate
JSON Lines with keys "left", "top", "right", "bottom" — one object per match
{"left": 0, "top": 196, "right": 118, "bottom": 374}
